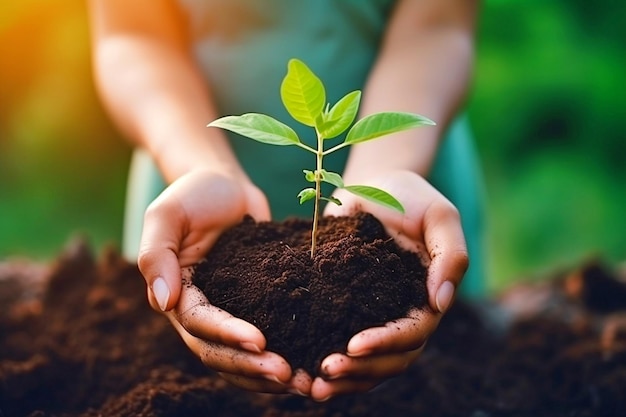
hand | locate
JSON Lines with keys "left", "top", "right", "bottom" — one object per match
{"left": 137, "top": 169, "right": 312, "bottom": 395}
{"left": 314, "top": 169, "right": 469, "bottom": 400}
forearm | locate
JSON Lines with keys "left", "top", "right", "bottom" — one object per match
{"left": 92, "top": 36, "right": 245, "bottom": 184}
{"left": 343, "top": 0, "right": 478, "bottom": 182}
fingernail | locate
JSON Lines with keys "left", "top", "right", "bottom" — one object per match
{"left": 347, "top": 348, "right": 371, "bottom": 358}
{"left": 240, "top": 342, "right": 262, "bottom": 353}
{"left": 152, "top": 277, "right": 170, "bottom": 311}
{"left": 287, "top": 388, "right": 307, "bottom": 397}
{"left": 263, "top": 374, "right": 286, "bottom": 385}
{"left": 435, "top": 280, "right": 455, "bottom": 313}
{"left": 323, "top": 372, "right": 345, "bottom": 381}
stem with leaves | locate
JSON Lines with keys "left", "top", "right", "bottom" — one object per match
{"left": 311, "top": 131, "right": 323, "bottom": 256}
{"left": 208, "top": 58, "right": 435, "bottom": 258}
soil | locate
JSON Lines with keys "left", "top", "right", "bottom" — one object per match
{"left": 1, "top": 238, "right": 626, "bottom": 416}
{"left": 191, "top": 212, "right": 428, "bottom": 375}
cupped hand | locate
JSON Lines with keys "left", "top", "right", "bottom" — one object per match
{"left": 313, "top": 169, "right": 469, "bottom": 400}
{"left": 137, "top": 169, "right": 312, "bottom": 395}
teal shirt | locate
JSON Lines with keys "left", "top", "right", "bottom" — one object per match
{"left": 123, "top": 0, "right": 486, "bottom": 296}
{"left": 180, "top": 0, "right": 394, "bottom": 219}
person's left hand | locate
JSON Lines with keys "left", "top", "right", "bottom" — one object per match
{"left": 137, "top": 169, "right": 312, "bottom": 395}
{"left": 312, "top": 169, "right": 469, "bottom": 401}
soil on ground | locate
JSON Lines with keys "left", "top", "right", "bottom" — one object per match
{"left": 2, "top": 232, "right": 626, "bottom": 416}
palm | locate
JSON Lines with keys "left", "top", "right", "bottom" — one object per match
{"left": 315, "top": 170, "right": 468, "bottom": 400}
{"left": 157, "top": 170, "right": 271, "bottom": 267}
{"left": 139, "top": 169, "right": 303, "bottom": 394}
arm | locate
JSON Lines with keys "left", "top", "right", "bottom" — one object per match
{"left": 88, "top": 0, "right": 245, "bottom": 183}
{"left": 342, "top": 0, "right": 479, "bottom": 180}
{"left": 348, "top": 0, "right": 478, "bottom": 307}
{"left": 87, "top": 0, "right": 306, "bottom": 394}
{"left": 315, "top": 0, "right": 477, "bottom": 400}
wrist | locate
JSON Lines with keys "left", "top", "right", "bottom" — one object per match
{"left": 341, "top": 129, "right": 440, "bottom": 182}
{"left": 149, "top": 131, "right": 248, "bottom": 184}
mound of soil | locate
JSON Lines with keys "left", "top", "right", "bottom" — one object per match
{"left": 1, "top": 238, "right": 626, "bottom": 416}
{"left": 191, "top": 212, "right": 428, "bottom": 375}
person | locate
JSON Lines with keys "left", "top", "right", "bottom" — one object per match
{"left": 87, "top": 0, "right": 485, "bottom": 401}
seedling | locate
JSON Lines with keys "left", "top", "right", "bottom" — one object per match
{"left": 208, "top": 58, "right": 435, "bottom": 257}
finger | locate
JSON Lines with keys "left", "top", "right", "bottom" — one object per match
{"left": 139, "top": 246, "right": 181, "bottom": 312}
{"left": 319, "top": 348, "right": 422, "bottom": 381}
{"left": 241, "top": 183, "right": 273, "bottom": 223}
{"left": 166, "top": 313, "right": 292, "bottom": 382}
{"left": 174, "top": 274, "right": 266, "bottom": 351}
{"left": 423, "top": 200, "right": 469, "bottom": 313}
{"left": 218, "top": 368, "right": 313, "bottom": 396}
{"left": 218, "top": 372, "right": 289, "bottom": 394}
{"left": 345, "top": 307, "right": 439, "bottom": 356}
{"left": 289, "top": 368, "right": 313, "bottom": 397}
{"left": 310, "top": 376, "right": 383, "bottom": 402}
{"left": 198, "top": 344, "right": 292, "bottom": 382}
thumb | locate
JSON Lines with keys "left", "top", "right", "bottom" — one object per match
{"left": 137, "top": 204, "right": 184, "bottom": 312}
{"left": 138, "top": 245, "right": 181, "bottom": 312}
{"left": 423, "top": 200, "right": 469, "bottom": 314}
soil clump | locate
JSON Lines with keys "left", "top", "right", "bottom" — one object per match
{"left": 191, "top": 212, "right": 428, "bottom": 375}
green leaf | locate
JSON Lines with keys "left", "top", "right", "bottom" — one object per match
{"left": 280, "top": 59, "right": 326, "bottom": 127}
{"left": 319, "top": 169, "right": 344, "bottom": 188}
{"left": 297, "top": 188, "right": 316, "bottom": 204}
{"left": 208, "top": 114, "right": 300, "bottom": 146}
{"left": 319, "top": 90, "right": 361, "bottom": 139}
{"left": 321, "top": 196, "right": 342, "bottom": 206}
{"left": 303, "top": 169, "right": 316, "bottom": 182}
{"left": 344, "top": 112, "right": 435, "bottom": 145}
{"left": 344, "top": 185, "right": 405, "bottom": 213}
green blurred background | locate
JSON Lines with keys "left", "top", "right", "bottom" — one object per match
{"left": 1, "top": 0, "right": 625, "bottom": 292}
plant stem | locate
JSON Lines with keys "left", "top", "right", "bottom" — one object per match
{"left": 310, "top": 130, "right": 324, "bottom": 258}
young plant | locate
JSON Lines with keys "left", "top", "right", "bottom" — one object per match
{"left": 208, "top": 58, "right": 435, "bottom": 257}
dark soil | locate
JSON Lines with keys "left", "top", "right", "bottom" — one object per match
{"left": 2, "top": 238, "right": 626, "bottom": 416}
{"left": 191, "top": 212, "right": 428, "bottom": 375}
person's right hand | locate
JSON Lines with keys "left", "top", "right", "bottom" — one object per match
{"left": 137, "top": 168, "right": 312, "bottom": 395}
